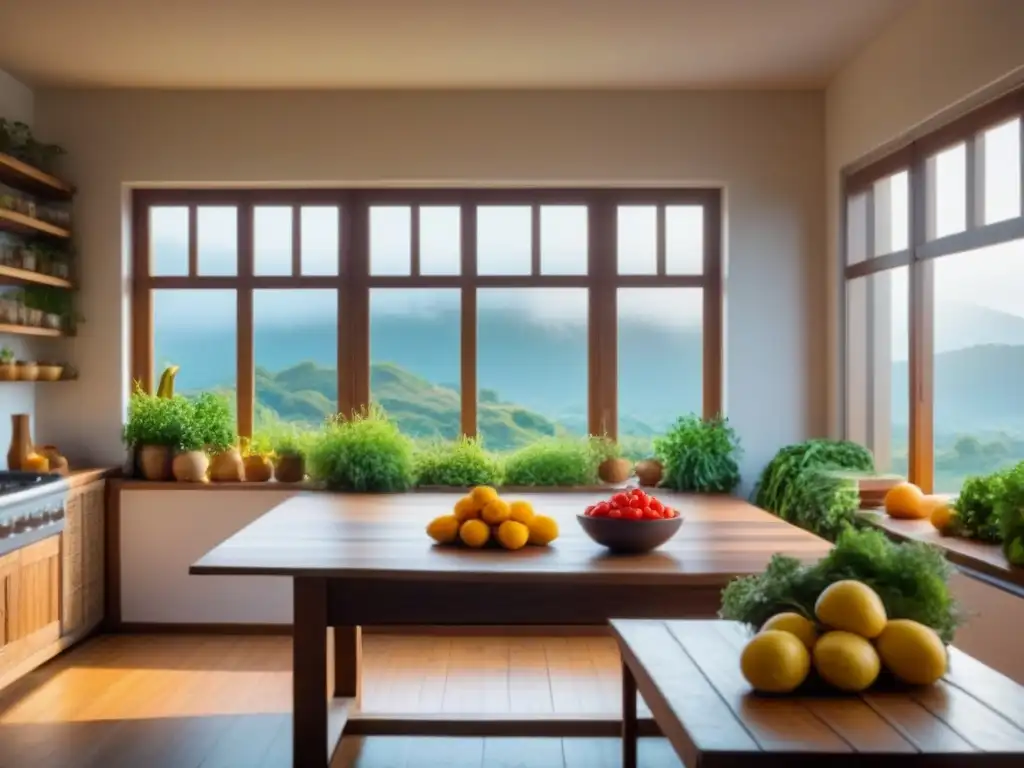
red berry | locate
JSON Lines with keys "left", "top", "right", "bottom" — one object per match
{"left": 642, "top": 507, "right": 662, "bottom": 520}
{"left": 607, "top": 508, "right": 623, "bottom": 519}
{"left": 593, "top": 502, "right": 610, "bottom": 517}
{"left": 612, "top": 492, "right": 629, "bottom": 507}
{"left": 625, "top": 506, "right": 644, "bottom": 520}
{"left": 664, "top": 507, "right": 677, "bottom": 518}
{"left": 628, "top": 496, "right": 644, "bottom": 509}
{"left": 584, "top": 505, "right": 595, "bottom": 516}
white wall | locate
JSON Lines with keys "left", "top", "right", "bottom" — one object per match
{"left": 825, "top": 0, "right": 1024, "bottom": 435}
{"left": 33, "top": 89, "right": 827, "bottom": 488}
{"left": 0, "top": 69, "right": 36, "bottom": 467}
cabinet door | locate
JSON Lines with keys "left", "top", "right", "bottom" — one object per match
{"left": 61, "top": 491, "right": 84, "bottom": 637}
{"left": 81, "top": 483, "right": 105, "bottom": 631}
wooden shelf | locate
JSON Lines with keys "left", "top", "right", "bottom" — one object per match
{"left": 0, "top": 208, "right": 71, "bottom": 239}
{"left": 0, "top": 264, "right": 72, "bottom": 288}
{"left": 0, "top": 153, "right": 74, "bottom": 200}
{"left": 0, "top": 323, "right": 63, "bottom": 337}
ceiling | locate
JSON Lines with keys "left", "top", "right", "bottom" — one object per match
{"left": 0, "top": 0, "right": 911, "bottom": 89}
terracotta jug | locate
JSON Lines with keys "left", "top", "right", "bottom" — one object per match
{"left": 7, "top": 414, "right": 32, "bottom": 471}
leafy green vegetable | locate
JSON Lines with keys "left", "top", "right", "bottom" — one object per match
{"left": 188, "top": 392, "right": 236, "bottom": 452}
{"left": 781, "top": 468, "right": 861, "bottom": 541}
{"left": 502, "top": 437, "right": 599, "bottom": 486}
{"left": 122, "top": 386, "right": 195, "bottom": 449}
{"left": 720, "top": 527, "right": 960, "bottom": 642}
{"left": 996, "top": 463, "right": 1024, "bottom": 566}
{"left": 307, "top": 405, "right": 415, "bottom": 492}
{"left": 955, "top": 470, "right": 1008, "bottom": 543}
{"left": 654, "top": 414, "right": 741, "bottom": 493}
{"left": 414, "top": 436, "right": 503, "bottom": 487}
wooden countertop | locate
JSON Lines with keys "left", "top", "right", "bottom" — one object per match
{"left": 859, "top": 510, "right": 1024, "bottom": 593}
{"left": 66, "top": 468, "right": 119, "bottom": 489}
{"left": 191, "top": 491, "right": 832, "bottom": 584}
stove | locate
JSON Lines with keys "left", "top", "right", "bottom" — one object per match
{"left": 0, "top": 471, "right": 68, "bottom": 558}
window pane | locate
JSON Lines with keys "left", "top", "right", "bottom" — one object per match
{"left": 666, "top": 205, "right": 703, "bottom": 274}
{"left": 254, "top": 289, "right": 337, "bottom": 429}
{"left": 197, "top": 206, "right": 237, "bottom": 276}
{"left": 617, "top": 205, "right": 657, "bottom": 274}
{"left": 420, "top": 206, "right": 461, "bottom": 276}
{"left": 929, "top": 143, "right": 966, "bottom": 240}
{"left": 152, "top": 289, "right": 237, "bottom": 417}
{"left": 618, "top": 288, "right": 702, "bottom": 459}
{"left": 254, "top": 206, "right": 292, "bottom": 276}
{"left": 478, "top": 288, "right": 587, "bottom": 450}
{"left": 370, "top": 289, "right": 460, "bottom": 440}
{"left": 301, "top": 206, "right": 339, "bottom": 276}
{"left": 150, "top": 206, "right": 188, "bottom": 276}
{"left": 370, "top": 206, "right": 411, "bottom": 276}
{"left": 983, "top": 118, "right": 1021, "bottom": 225}
{"left": 540, "top": 205, "right": 587, "bottom": 275}
{"left": 873, "top": 171, "right": 909, "bottom": 255}
{"left": 477, "top": 206, "right": 531, "bottom": 275}
{"left": 933, "top": 238, "right": 1024, "bottom": 492}
{"left": 845, "top": 267, "right": 908, "bottom": 476}
{"left": 846, "top": 192, "right": 868, "bottom": 265}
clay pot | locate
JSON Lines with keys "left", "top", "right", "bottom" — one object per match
{"left": 243, "top": 454, "right": 274, "bottom": 483}
{"left": 15, "top": 362, "right": 38, "bottom": 381}
{"left": 173, "top": 450, "right": 210, "bottom": 483}
{"left": 209, "top": 448, "right": 245, "bottom": 482}
{"left": 635, "top": 459, "right": 664, "bottom": 487}
{"left": 0, "top": 363, "right": 16, "bottom": 381}
{"left": 36, "top": 364, "right": 62, "bottom": 382}
{"left": 274, "top": 454, "right": 306, "bottom": 483}
{"left": 598, "top": 457, "right": 632, "bottom": 484}
{"left": 139, "top": 444, "right": 173, "bottom": 481}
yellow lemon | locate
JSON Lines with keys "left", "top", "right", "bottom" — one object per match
{"left": 884, "top": 482, "right": 927, "bottom": 519}
{"left": 875, "top": 619, "right": 947, "bottom": 685}
{"left": 930, "top": 502, "right": 957, "bottom": 535}
{"left": 453, "top": 495, "right": 481, "bottom": 522}
{"left": 497, "top": 520, "right": 530, "bottom": 550}
{"left": 814, "top": 580, "right": 887, "bottom": 639}
{"left": 508, "top": 500, "right": 535, "bottom": 525}
{"left": 426, "top": 515, "right": 460, "bottom": 544}
{"left": 527, "top": 515, "right": 559, "bottom": 546}
{"left": 812, "top": 631, "right": 880, "bottom": 692}
{"left": 761, "top": 612, "right": 818, "bottom": 651}
{"left": 471, "top": 486, "right": 499, "bottom": 506}
{"left": 459, "top": 519, "right": 490, "bottom": 548}
{"left": 740, "top": 630, "right": 811, "bottom": 694}
{"left": 481, "top": 498, "right": 512, "bottom": 525}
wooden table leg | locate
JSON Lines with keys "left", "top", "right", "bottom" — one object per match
{"left": 294, "top": 577, "right": 329, "bottom": 767}
{"left": 622, "top": 658, "right": 638, "bottom": 768}
{"left": 333, "top": 625, "right": 362, "bottom": 701}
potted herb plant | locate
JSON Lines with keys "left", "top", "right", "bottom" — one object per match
{"left": 592, "top": 436, "right": 632, "bottom": 485}
{"left": 272, "top": 427, "right": 309, "bottom": 483}
{"left": 190, "top": 392, "right": 242, "bottom": 482}
{"left": 122, "top": 385, "right": 194, "bottom": 481}
{"left": 0, "top": 346, "right": 15, "bottom": 381}
{"left": 654, "top": 414, "right": 742, "bottom": 493}
{"left": 307, "top": 406, "right": 415, "bottom": 492}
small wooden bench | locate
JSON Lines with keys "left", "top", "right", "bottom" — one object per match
{"left": 611, "top": 618, "right": 1024, "bottom": 768}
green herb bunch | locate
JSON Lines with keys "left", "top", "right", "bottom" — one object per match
{"left": 720, "top": 527, "right": 960, "bottom": 643}
{"left": 414, "top": 436, "right": 503, "bottom": 487}
{"left": 189, "top": 392, "right": 236, "bottom": 452}
{"left": 307, "top": 405, "right": 415, "bottom": 492}
{"left": 955, "top": 469, "right": 1008, "bottom": 543}
{"left": 780, "top": 467, "right": 861, "bottom": 541}
{"left": 753, "top": 439, "right": 874, "bottom": 514}
{"left": 122, "top": 386, "right": 194, "bottom": 449}
{"left": 503, "top": 437, "right": 599, "bottom": 486}
{"left": 654, "top": 414, "right": 741, "bottom": 493}
{"left": 996, "top": 463, "right": 1024, "bottom": 566}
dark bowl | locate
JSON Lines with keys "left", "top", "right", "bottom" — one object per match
{"left": 576, "top": 513, "right": 683, "bottom": 554}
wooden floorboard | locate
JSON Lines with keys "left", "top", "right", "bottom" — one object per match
{"left": 0, "top": 633, "right": 675, "bottom": 767}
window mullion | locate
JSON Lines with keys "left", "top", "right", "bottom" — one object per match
{"left": 909, "top": 149, "right": 934, "bottom": 492}
{"left": 460, "top": 200, "right": 477, "bottom": 438}
{"left": 236, "top": 198, "right": 255, "bottom": 439}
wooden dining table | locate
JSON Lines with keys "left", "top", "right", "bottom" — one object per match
{"left": 190, "top": 491, "right": 832, "bottom": 767}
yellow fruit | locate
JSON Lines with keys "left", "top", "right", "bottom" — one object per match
{"left": 426, "top": 515, "right": 460, "bottom": 544}
{"left": 497, "top": 520, "right": 530, "bottom": 550}
{"left": 885, "top": 482, "right": 927, "bottom": 519}
{"left": 812, "top": 631, "right": 880, "bottom": 692}
{"left": 471, "top": 486, "right": 499, "bottom": 506}
{"left": 527, "top": 515, "right": 559, "bottom": 546}
{"left": 814, "top": 580, "right": 887, "bottom": 639}
{"left": 740, "top": 630, "right": 811, "bottom": 693}
{"left": 459, "top": 519, "right": 490, "bottom": 548}
{"left": 508, "top": 500, "right": 535, "bottom": 524}
{"left": 453, "top": 495, "right": 482, "bottom": 522}
{"left": 482, "top": 498, "right": 512, "bottom": 525}
{"left": 761, "top": 613, "right": 819, "bottom": 651}
{"left": 930, "top": 501, "right": 957, "bottom": 534}
{"left": 875, "top": 619, "right": 947, "bottom": 685}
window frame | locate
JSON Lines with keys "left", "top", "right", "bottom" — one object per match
{"left": 842, "top": 87, "right": 1024, "bottom": 492}
{"left": 131, "top": 187, "right": 723, "bottom": 442}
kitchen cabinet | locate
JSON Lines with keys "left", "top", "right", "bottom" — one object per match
{"left": 61, "top": 479, "right": 105, "bottom": 639}
{"left": 0, "top": 535, "right": 61, "bottom": 683}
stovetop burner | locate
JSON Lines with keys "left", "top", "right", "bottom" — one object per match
{"left": 0, "top": 470, "right": 64, "bottom": 497}
{"left": 0, "top": 471, "right": 69, "bottom": 557}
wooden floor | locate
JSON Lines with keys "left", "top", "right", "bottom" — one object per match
{"left": 0, "top": 633, "right": 679, "bottom": 767}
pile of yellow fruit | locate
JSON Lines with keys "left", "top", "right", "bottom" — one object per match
{"left": 740, "top": 580, "right": 948, "bottom": 694}
{"left": 426, "top": 486, "right": 560, "bottom": 551}
{"left": 883, "top": 481, "right": 956, "bottom": 532}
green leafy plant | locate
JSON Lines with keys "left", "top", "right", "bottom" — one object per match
{"left": 779, "top": 468, "right": 861, "bottom": 541}
{"left": 502, "top": 437, "right": 599, "bottom": 487}
{"left": 122, "top": 385, "right": 194, "bottom": 449}
{"left": 954, "top": 469, "right": 1008, "bottom": 543}
{"left": 720, "top": 527, "right": 960, "bottom": 643}
{"left": 0, "top": 346, "right": 13, "bottom": 364}
{"left": 20, "top": 284, "right": 84, "bottom": 332}
{"left": 251, "top": 422, "right": 310, "bottom": 458}
{"left": 307, "top": 405, "right": 415, "bottom": 492}
{"left": 414, "top": 436, "right": 503, "bottom": 487}
{"left": 753, "top": 439, "right": 874, "bottom": 514}
{"left": 995, "top": 463, "right": 1024, "bottom": 565}
{"left": 189, "top": 392, "right": 236, "bottom": 452}
{"left": 653, "top": 414, "right": 741, "bottom": 493}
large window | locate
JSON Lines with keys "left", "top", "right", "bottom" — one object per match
{"left": 132, "top": 189, "right": 722, "bottom": 448}
{"left": 844, "top": 89, "right": 1024, "bottom": 492}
